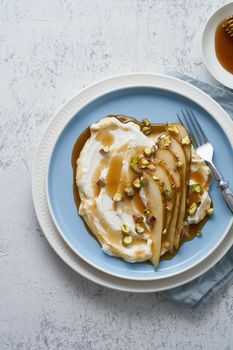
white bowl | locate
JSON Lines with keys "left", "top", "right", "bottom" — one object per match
{"left": 202, "top": 2, "right": 233, "bottom": 89}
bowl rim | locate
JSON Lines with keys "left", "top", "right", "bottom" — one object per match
{"left": 202, "top": 2, "right": 233, "bottom": 89}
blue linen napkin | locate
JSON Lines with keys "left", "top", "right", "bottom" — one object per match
{"left": 164, "top": 72, "right": 233, "bottom": 308}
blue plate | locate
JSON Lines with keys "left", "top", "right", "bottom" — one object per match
{"left": 47, "top": 87, "right": 233, "bottom": 280}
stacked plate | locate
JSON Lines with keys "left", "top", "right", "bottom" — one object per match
{"left": 32, "top": 74, "right": 233, "bottom": 292}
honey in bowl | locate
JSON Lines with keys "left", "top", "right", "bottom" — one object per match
{"left": 215, "top": 16, "right": 233, "bottom": 74}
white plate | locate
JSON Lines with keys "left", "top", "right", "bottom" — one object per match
{"left": 202, "top": 2, "right": 233, "bottom": 89}
{"left": 32, "top": 73, "right": 233, "bottom": 292}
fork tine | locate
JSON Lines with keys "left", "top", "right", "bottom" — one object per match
{"left": 189, "top": 108, "right": 209, "bottom": 143}
{"left": 177, "top": 112, "right": 197, "bottom": 148}
{"left": 181, "top": 110, "right": 198, "bottom": 148}
{"left": 177, "top": 113, "right": 184, "bottom": 126}
{"left": 185, "top": 107, "right": 204, "bottom": 145}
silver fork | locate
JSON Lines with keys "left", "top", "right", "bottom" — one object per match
{"left": 177, "top": 107, "right": 233, "bottom": 213}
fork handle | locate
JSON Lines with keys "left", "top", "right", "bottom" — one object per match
{"left": 209, "top": 162, "right": 233, "bottom": 213}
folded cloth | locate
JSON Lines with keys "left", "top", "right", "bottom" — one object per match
{"left": 164, "top": 72, "right": 233, "bottom": 308}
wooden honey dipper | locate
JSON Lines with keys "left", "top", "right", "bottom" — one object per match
{"left": 222, "top": 15, "right": 233, "bottom": 38}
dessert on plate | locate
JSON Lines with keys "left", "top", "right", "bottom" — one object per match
{"left": 72, "top": 115, "right": 213, "bottom": 267}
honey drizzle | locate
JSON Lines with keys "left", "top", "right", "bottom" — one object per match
{"left": 71, "top": 115, "right": 211, "bottom": 262}
{"left": 215, "top": 17, "right": 233, "bottom": 75}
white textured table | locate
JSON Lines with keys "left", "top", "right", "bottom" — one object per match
{"left": 1, "top": 1, "right": 233, "bottom": 349}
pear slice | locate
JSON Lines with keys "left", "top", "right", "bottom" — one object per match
{"left": 151, "top": 163, "right": 176, "bottom": 233}
{"left": 144, "top": 173, "right": 165, "bottom": 266}
{"left": 168, "top": 136, "right": 188, "bottom": 249}
{"left": 154, "top": 148, "right": 181, "bottom": 253}
{"left": 168, "top": 123, "right": 191, "bottom": 163}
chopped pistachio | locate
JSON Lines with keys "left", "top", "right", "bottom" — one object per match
{"left": 153, "top": 175, "right": 160, "bottom": 181}
{"left": 96, "top": 177, "right": 106, "bottom": 187}
{"left": 121, "top": 224, "right": 130, "bottom": 234}
{"left": 181, "top": 135, "right": 190, "bottom": 145}
{"left": 162, "top": 229, "right": 167, "bottom": 235}
{"left": 164, "top": 189, "right": 172, "bottom": 201}
{"left": 132, "top": 214, "right": 144, "bottom": 223}
{"left": 130, "top": 155, "right": 139, "bottom": 168}
{"left": 140, "top": 176, "right": 148, "bottom": 186}
{"left": 147, "top": 164, "right": 156, "bottom": 171}
{"left": 190, "top": 183, "right": 202, "bottom": 193}
{"left": 168, "top": 125, "right": 179, "bottom": 135}
{"left": 188, "top": 202, "right": 197, "bottom": 216}
{"left": 176, "top": 160, "right": 183, "bottom": 168}
{"left": 142, "top": 126, "right": 151, "bottom": 135}
{"left": 196, "top": 231, "right": 202, "bottom": 237}
{"left": 139, "top": 158, "right": 149, "bottom": 168}
{"left": 135, "top": 223, "right": 145, "bottom": 234}
{"left": 133, "top": 178, "right": 141, "bottom": 189}
{"left": 113, "top": 192, "right": 123, "bottom": 202}
{"left": 207, "top": 207, "right": 214, "bottom": 216}
{"left": 144, "top": 147, "right": 153, "bottom": 157}
{"left": 122, "top": 235, "right": 133, "bottom": 247}
{"left": 161, "top": 135, "right": 171, "bottom": 147}
{"left": 142, "top": 118, "right": 150, "bottom": 127}
{"left": 146, "top": 214, "right": 156, "bottom": 225}
{"left": 99, "top": 146, "right": 109, "bottom": 154}
{"left": 143, "top": 209, "right": 151, "bottom": 218}
{"left": 166, "top": 206, "right": 171, "bottom": 211}
{"left": 124, "top": 186, "right": 135, "bottom": 198}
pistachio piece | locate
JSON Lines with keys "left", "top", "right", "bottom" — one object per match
{"left": 166, "top": 206, "right": 171, "bottom": 211}
{"left": 188, "top": 202, "right": 197, "bottom": 216}
{"left": 161, "top": 135, "right": 171, "bottom": 147}
{"left": 196, "top": 231, "right": 202, "bottom": 237}
{"left": 122, "top": 235, "right": 133, "bottom": 247}
{"left": 139, "top": 158, "right": 149, "bottom": 168}
{"left": 142, "top": 126, "right": 151, "bottom": 135}
{"left": 121, "top": 224, "right": 130, "bottom": 234}
{"left": 113, "top": 192, "right": 123, "bottom": 202}
{"left": 181, "top": 135, "right": 190, "bottom": 145}
{"left": 162, "top": 229, "right": 167, "bottom": 235}
{"left": 142, "top": 118, "right": 150, "bottom": 127}
{"left": 146, "top": 214, "right": 156, "bottom": 225}
{"left": 144, "top": 147, "right": 153, "bottom": 157}
{"left": 207, "top": 207, "right": 214, "bottom": 216}
{"left": 99, "top": 145, "right": 109, "bottom": 154}
{"left": 143, "top": 209, "right": 151, "bottom": 218}
{"left": 130, "top": 155, "right": 139, "bottom": 168}
{"left": 153, "top": 175, "right": 160, "bottom": 181}
{"left": 96, "top": 177, "right": 106, "bottom": 187}
{"left": 176, "top": 160, "right": 183, "bottom": 168}
{"left": 164, "top": 189, "right": 172, "bottom": 201}
{"left": 132, "top": 214, "right": 144, "bottom": 223}
{"left": 147, "top": 164, "right": 156, "bottom": 171}
{"left": 124, "top": 186, "right": 135, "bottom": 198}
{"left": 133, "top": 178, "right": 141, "bottom": 189}
{"left": 140, "top": 176, "right": 147, "bottom": 186}
{"left": 135, "top": 223, "right": 145, "bottom": 234}
{"left": 190, "top": 183, "right": 202, "bottom": 193}
{"left": 168, "top": 125, "right": 179, "bottom": 135}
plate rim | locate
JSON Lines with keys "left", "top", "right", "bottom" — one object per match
{"left": 202, "top": 2, "right": 233, "bottom": 89}
{"left": 32, "top": 73, "right": 233, "bottom": 290}
{"left": 44, "top": 72, "right": 233, "bottom": 281}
